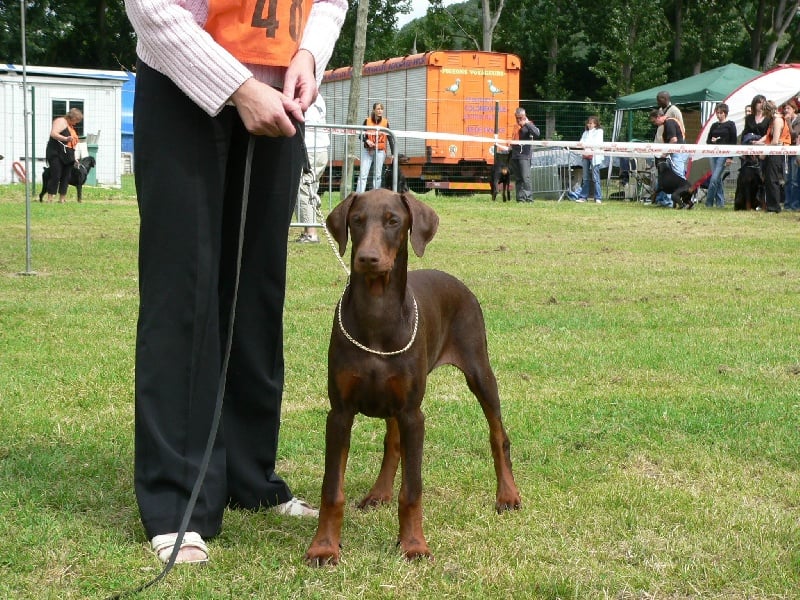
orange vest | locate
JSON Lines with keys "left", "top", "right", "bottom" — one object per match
{"left": 66, "top": 124, "right": 79, "bottom": 149}
{"left": 364, "top": 116, "right": 389, "bottom": 151}
{"left": 765, "top": 117, "right": 791, "bottom": 145}
{"left": 204, "top": 0, "right": 313, "bottom": 67}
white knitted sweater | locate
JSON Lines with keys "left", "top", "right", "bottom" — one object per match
{"left": 126, "top": 0, "right": 347, "bottom": 116}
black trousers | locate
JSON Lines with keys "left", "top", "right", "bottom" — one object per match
{"left": 133, "top": 61, "right": 303, "bottom": 539}
{"left": 762, "top": 155, "right": 783, "bottom": 213}
{"left": 45, "top": 150, "right": 73, "bottom": 195}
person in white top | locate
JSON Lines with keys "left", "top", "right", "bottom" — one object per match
{"left": 295, "top": 94, "right": 329, "bottom": 243}
{"left": 576, "top": 116, "right": 604, "bottom": 203}
{"left": 125, "top": 0, "right": 347, "bottom": 565}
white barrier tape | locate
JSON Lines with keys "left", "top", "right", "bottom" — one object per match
{"left": 316, "top": 125, "right": 799, "bottom": 157}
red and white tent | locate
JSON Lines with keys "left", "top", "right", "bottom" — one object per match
{"left": 690, "top": 64, "right": 800, "bottom": 178}
{"left": 695, "top": 63, "right": 800, "bottom": 145}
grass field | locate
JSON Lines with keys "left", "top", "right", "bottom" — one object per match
{"left": 1, "top": 179, "right": 798, "bottom": 599}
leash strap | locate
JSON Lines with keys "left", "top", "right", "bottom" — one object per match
{"left": 106, "top": 135, "right": 256, "bottom": 599}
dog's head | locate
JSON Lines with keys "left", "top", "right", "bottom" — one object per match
{"left": 82, "top": 156, "right": 97, "bottom": 169}
{"left": 500, "top": 167, "right": 509, "bottom": 177}
{"left": 326, "top": 189, "right": 439, "bottom": 262}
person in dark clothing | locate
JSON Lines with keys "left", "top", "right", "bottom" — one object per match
{"left": 509, "top": 107, "right": 540, "bottom": 202}
{"left": 704, "top": 103, "right": 737, "bottom": 207}
{"left": 45, "top": 108, "right": 82, "bottom": 203}
{"left": 649, "top": 109, "right": 692, "bottom": 208}
{"left": 741, "top": 94, "right": 770, "bottom": 208}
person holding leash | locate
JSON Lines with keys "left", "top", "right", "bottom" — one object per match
{"left": 45, "top": 107, "right": 82, "bottom": 203}
{"left": 125, "top": 0, "right": 346, "bottom": 565}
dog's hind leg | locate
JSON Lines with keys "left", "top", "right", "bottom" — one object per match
{"left": 358, "top": 418, "right": 400, "bottom": 509}
{"left": 461, "top": 362, "right": 521, "bottom": 513}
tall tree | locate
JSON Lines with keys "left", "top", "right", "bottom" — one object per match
{"left": 480, "top": 0, "right": 505, "bottom": 51}
{"left": 738, "top": 0, "right": 800, "bottom": 69}
{"left": 328, "top": 0, "right": 411, "bottom": 68}
{"left": 585, "top": 0, "right": 670, "bottom": 98}
{"left": 340, "top": 0, "right": 371, "bottom": 197}
{"left": 1, "top": 0, "right": 136, "bottom": 69}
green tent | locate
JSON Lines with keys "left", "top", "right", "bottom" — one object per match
{"left": 612, "top": 63, "right": 761, "bottom": 140}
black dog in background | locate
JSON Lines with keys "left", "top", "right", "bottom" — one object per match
{"left": 381, "top": 154, "right": 409, "bottom": 193}
{"left": 734, "top": 133, "right": 765, "bottom": 211}
{"left": 39, "top": 156, "right": 96, "bottom": 202}
{"left": 491, "top": 152, "right": 511, "bottom": 202}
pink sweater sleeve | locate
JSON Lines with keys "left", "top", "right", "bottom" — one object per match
{"left": 126, "top": 0, "right": 347, "bottom": 116}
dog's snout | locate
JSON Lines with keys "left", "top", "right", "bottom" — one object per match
{"left": 355, "top": 249, "right": 381, "bottom": 267}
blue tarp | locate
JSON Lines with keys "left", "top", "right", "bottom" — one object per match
{"left": 121, "top": 71, "right": 135, "bottom": 153}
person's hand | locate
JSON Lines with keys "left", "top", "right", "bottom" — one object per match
{"left": 231, "top": 78, "right": 302, "bottom": 137}
{"left": 385, "top": 155, "right": 393, "bottom": 164}
{"left": 283, "top": 49, "right": 317, "bottom": 113}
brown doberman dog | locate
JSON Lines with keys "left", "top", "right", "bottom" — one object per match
{"left": 305, "top": 189, "right": 521, "bottom": 566}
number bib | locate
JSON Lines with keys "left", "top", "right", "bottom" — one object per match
{"left": 205, "top": 0, "right": 312, "bottom": 67}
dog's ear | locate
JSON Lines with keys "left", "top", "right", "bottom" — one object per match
{"left": 400, "top": 192, "right": 439, "bottom": 257}
{"left": 326, "top": 193, "right": 357, "bottom": 256}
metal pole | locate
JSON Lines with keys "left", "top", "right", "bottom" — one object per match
{"left": 20, "top": 0, "right": 35, "bottom": 275}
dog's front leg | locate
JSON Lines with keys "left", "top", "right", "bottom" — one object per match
{"left": 305, "top": 407, "right": 354, "bottom": 566}
{"left": 396, "top": 407, "right": 431, "bottom": 560}
{"left": 358, "top": 417, "right": 400, "bottom": 509}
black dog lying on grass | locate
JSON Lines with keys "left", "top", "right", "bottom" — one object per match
{"left": 39, "top": 156, "right": 96, "bottom": 203}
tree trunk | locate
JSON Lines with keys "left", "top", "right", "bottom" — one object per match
{"left": 341, "top": 0, "right": 370, "bottom": 198}
{"left": 481, "top": 0, "right": 506, "bottom": 52}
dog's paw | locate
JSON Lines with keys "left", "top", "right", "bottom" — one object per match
{"left": 397, "top": 538, "right": 432, "bottom": 562}
{"left": 356, "top": 492, "right": 392, "bottom": 510}
{"left": 305, "top": 542, "right": 341, "bottom": 567}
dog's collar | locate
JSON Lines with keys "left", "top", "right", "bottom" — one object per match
{"left": 336, "top": 279, "right": 418, "bottom": 356}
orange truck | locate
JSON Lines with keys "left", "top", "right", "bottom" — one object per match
{"left": 320, "top": 51, "right": 522, "bottom": 192}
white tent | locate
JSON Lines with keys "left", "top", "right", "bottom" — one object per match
{"left": 695, "top": 63, "right": 800, "bottom": 144}
{"left": 690, "top": 63, "right": 800, "bottom": 178}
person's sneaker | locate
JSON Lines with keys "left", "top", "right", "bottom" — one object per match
{"left": 272, "top": 497, "right": 319, "bottom": 517}
{"left": 295, "top": 233, "right": 319, "bottom": 243}
{"left": 575, "top": 197, "right": 586, "bottom": 203}
{"left": 595, "top": 198, "right": 602, "bottom": 204}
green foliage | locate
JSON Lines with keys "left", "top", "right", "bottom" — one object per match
{"left": 1, "top": 181, "right": 800, "bottom": 598}
{"left": 585, "top": 0, "right": 671, "bottom": 98}
{"left": 2, "top": 0, "right": 136, "bottom": 70}
{"left": 328, "top": 0, "right": 413, "bottom": 68}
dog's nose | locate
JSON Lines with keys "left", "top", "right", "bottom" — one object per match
{"left": 356, "top": 250, "right": 380, "bottom": 268}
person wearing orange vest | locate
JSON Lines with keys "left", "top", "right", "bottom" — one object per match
{"left": 44, "top": 107, "right": 82, "bottom": 203}
{"left": 755, "top": 100, "right": 790, "bottom": 213}
{"left": 125, "top": 0, "right": 347, "bottom": 565}
{"left": 356, "top": 103, "right": 393, "bottom": 192}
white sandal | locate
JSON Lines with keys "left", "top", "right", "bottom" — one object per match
{"left": 151, "top": 531, "right": 209, "bottom": 565}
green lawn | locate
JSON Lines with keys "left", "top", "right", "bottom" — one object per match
{"left": 1, "top": 179, "right": 798, "bottom": 599}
